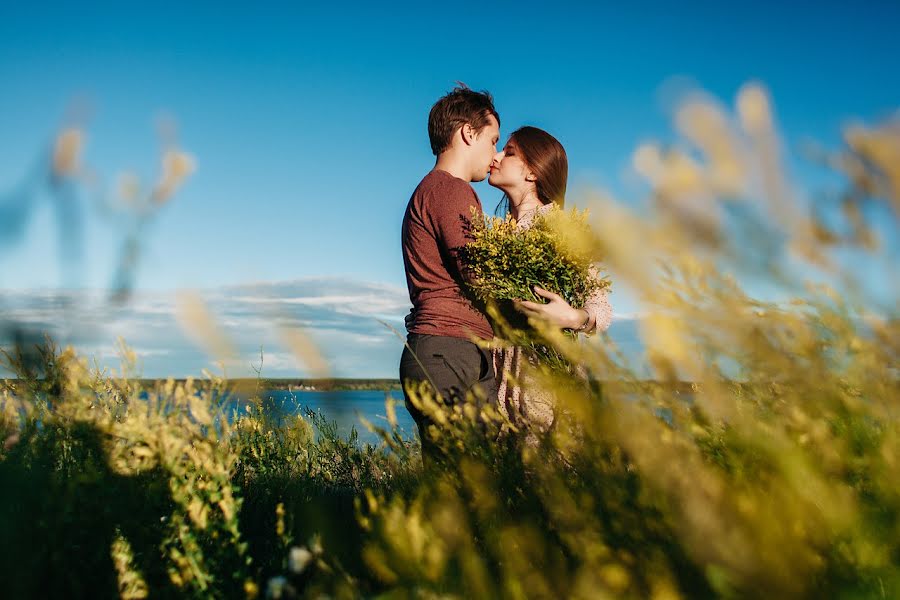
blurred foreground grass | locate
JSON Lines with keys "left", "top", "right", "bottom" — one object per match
{"left": 0, "top": 83, "right": 898, "bottom": 598}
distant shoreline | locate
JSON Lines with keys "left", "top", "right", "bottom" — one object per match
{"left": 215, "top": 378, "right": 403, "bottom": 391}
{"left": 1, "top": 377, "right": 403, "bottom": 392}
{"left": 1, "top": 378, "right": 708, "bottom": 394}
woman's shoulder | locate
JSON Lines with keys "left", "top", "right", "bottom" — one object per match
{"left": 516, "top": 203, "right": 556, "bottom": 228}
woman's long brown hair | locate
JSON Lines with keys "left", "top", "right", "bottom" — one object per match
{"left": 510, "top": 126, "right": 568, "bottom": 208}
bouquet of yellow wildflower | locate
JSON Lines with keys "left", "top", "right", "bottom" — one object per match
{"left": 461, "top": 205, "right": 608, "bottom": 308}
{"left": 460, "top": 206, "right": 610, "bottom": 367}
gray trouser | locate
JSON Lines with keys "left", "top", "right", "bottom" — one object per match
{"left": 399, "top": 333, "right": 498, "bottom": 459}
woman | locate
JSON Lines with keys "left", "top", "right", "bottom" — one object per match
{"left": 487, "top": 126, "right": 612, "bottom": 434}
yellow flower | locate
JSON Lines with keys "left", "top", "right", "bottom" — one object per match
{"left": 153, "top": 149, "right": 196, "bottom": 204}
{"left": 52, "top": 127, "right": 84, "bottom": 177}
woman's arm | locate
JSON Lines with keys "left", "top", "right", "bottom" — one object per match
{"left": 577, "top": 264, "right": 613, "bottom": 334}
{"left": 580, "top": 284, "right": 612, "bottom": 335}
{"left": 514, "top": 268, "right": 612, "bottom": 334}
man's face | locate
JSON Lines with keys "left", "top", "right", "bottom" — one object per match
{"left": 469, "top": 114, "right": 500, "bottom": 182}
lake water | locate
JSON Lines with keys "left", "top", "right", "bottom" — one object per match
{"left": 253, "top": 390, "right": 417, "bottom": 445}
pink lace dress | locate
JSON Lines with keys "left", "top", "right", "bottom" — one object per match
{"left": 491, "top": 204, "right": 613, "bottom": 433}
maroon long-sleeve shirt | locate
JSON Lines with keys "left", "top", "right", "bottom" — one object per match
{"left": 401, "top": 169, "right": 493, "bottom": 341}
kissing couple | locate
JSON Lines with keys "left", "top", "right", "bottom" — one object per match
{"left": 400, "top": 85, "right": 612, "bottom": 461}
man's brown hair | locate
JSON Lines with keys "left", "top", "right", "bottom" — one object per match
{"left": 428, "top": 84, "right": 500, "bottom": 156}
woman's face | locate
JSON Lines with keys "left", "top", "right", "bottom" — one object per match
{"left": 489, "top": 138, "right": 534, "bottom": 192}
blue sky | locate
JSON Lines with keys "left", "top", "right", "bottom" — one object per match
{"left": 1, "top": 1, "right": 897, "bottom": 377}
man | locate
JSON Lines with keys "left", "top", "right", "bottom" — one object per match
{"left": 399, "top": 85, "right": 500, "bottom": 458}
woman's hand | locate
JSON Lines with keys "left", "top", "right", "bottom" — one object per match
{"left": 515, "top": 286, "right": 589, "bottom": 330}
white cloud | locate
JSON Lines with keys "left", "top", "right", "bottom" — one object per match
{"left": 1, "top": 277, "right": 411, "bottom": 378}
{"left": 611, "top": 311, "right": 646, "bottom": 321}
{"left": 2, "top": 277, "right": 649, "bottom": 379}
{"left": 310, "top": 328, "right": 393, "bottom": 346}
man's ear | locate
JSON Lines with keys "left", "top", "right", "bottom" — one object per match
{"left": 461, "top": 123, "right": 476, "bottom": 146}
